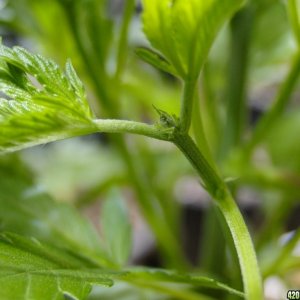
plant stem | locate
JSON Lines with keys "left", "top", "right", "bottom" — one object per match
{"left": 256, "top": 194, "right": 297, "bottom": 251}
{"left": 192, "top": 89, "right": 214, "bottom": 166}
{"left": 63, "top": 5, "right": 111, "bottom": 111}
{"left": 180, "top": 79, "right": 198, "bottom": 133}
{"left": 245, "top": 50, "right": 300, "bottom": 155}
{"left": 172, "top": 132, "right": 263, "bottom": 300}
{"left": 287, "top": 0, "right": 300, "bottom": 46}
{"left": 263, "top": 229, "right": 300, "bottom": 277}
{"left": 93, "top": 119, "right": 172, "bottom": 140}
{"left": 219, "top": 5, "right": 254, "bottom": 161}
{"left": 115, "top": 0, "right": 135, "bottom": 81}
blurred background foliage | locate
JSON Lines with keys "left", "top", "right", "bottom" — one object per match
{"left": 0, "top": 0, "right": 299, "bottom": 299}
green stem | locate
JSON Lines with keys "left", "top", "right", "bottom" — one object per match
{"left": 263, "top": 229, "right": 300, "bottom": 277}
{"left": 287, "top": 0, "right": 300, "bottom": 46}
{"left": 245, "top": 50, "right": 300, "bottom": 155}
{"left": 125, "top": 279, "right": 213, "bottom": 300}
{"left": 180, "top": 79, "right": 198, "bottom": 133}
{"left": 219, "top": 5, "right": 254, "bottom": 161}
{"left": 201, "top": 64, "right": 220, "bottom": 153}
{"left": 192, "top": 89, "right": 214, "bottom": 166}
{"left": 93, "top": 119, "right": 172, "bottom": 140}
{"left": 256, "top": 195, "right": 296, "bottom": 251}
{"left": 115, "top": 0, "right": 135, "bottom": 81}
{"left": 172, "top": 132, "right": 263, "bottom": 300}
{"left": 63, "top": 5, "right": 111, "bottom": 111}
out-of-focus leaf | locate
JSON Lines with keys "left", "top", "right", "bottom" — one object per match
{"left": 0, "top": 155, "right": 113, "bottom": 268}
{"left": 101, "top": 189, "right": 132, "bottom": 267}
{"left": 142, "top": 0, "right": 245, "bottom": 79}
{"left": 0, "top": 232, "right": 122, "bottom": 300}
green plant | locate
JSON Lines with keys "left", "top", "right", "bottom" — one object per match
{"left": 0, "top": 0, "right": 299, "bottom": 299}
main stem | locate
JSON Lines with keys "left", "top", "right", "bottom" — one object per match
{"left": 172, "top": 132, "right": 263, "bottom": 300}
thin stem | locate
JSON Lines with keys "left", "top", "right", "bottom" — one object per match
{"left": 287, "top": 0, "right": 300, "bottom": 46}
{"left": 180, "top": 79, "right": 198, "bottom": 133}
{"left": 124, "top": 279, "right": 213, "bottom": 300}
{"left": 256, "top": 195, "right": 297, "bottom": 251}
{"left": 192, "top": 89, "right": 214, "bottom": 166}
{"left": 115, "top": 0, "right": 135, "bottom": 81}
{"left": 201, "top": 64, "right": 221, "bottom": 153}
{"left": 93, "top": 119, "right": 172, "bottom": 140}
{"left": 172, "top": 132, "right": 263, "bottom": 300}
{"left": 263, "top": 229, "right": 300, "bottom": 277}
{"left": 219, "top": 5, "right": 254, "bottom": 161}
{"left": 245, "top": 50, "right": 300, "bottom": 155}
{"left": 63, "top": 5, "right": 111, "bottom": 111}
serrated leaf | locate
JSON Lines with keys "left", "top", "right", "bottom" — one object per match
{"left": 101, "top": 189, "right": 132, "bottom": 267}
{"left": 142, "top": 0, "right": 245, "bottom": 79}
{"left": 0, "top": 155, "right": 114, "bottom": 268}
{"left": 135, "top": 47, "right": 178, "bottom": 76}
{"left": 65, "top": 59, "right": 86, "bottom": 101}
{"left": 0, "top": 43, "right": 96, "bottom": 153}
{"left": 0, "top": 233, "right": 123, "bottom": 300}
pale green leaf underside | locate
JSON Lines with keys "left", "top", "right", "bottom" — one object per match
{"left": 0, "top": 233, "right": 122, "bottom": 300}
{"left": 0, "top": 44, "right": 96, "bottom": 153}
{"left": 142, "top": 0, "right": 245, "bottom": 79}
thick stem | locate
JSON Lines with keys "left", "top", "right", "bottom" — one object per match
{"left": 172, "top": 132, "right": 263, "bottom": 300}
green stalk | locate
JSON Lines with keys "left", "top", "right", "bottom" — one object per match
{"left": 287, "top": 0, "right": 300, "bottom": 46}
{"left": 192, "top": 90, "right": 214, "bottom": 166}
{"left": 263, "top": 229, "right": 300, "bottom": 277}
{"left": 172, "top": 132, "right": 263, "bottom": 300}
{"left": 63, "top": 5, "right": 111, "bottom": 111}
{"left": 124, "top": 279, "right": 213, "bottom": 300}
{"left": 245, "top": 51, "right": 300, "bottom": 154}
{"left": 93, "top": 119, "right": 171, "bottom": 140}
{"left": 200, "top": 64, "right": 221, "bottom": 154}
{"left": 115, "top": 0, "right": 135, "bottom": 81}
{"left": 180, "top": 79, "right": 198, "bottom": 133}
{"left": 219, "top": 5, "right": 254, "bottom": 161}
{"left": 256, "top": 195, "right": 296, "bottom": 251}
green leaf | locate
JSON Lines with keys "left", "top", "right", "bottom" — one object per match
{"left": 101, "top": 189, "right": 132, "bottom": 267}
{"left": 135, "top": 47, "right": 178, "bottom": 76}
{"left": 0, "top": 232, "right": 122, "bottom": 300}
{"left": 0, "top": 155, "right": 114, "bottom": 268}
{"left": 0, "top": 43, "right": 96, "bottom": 153}
{"left": 142, "top": 0, "right": 245, "bottom": 79}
